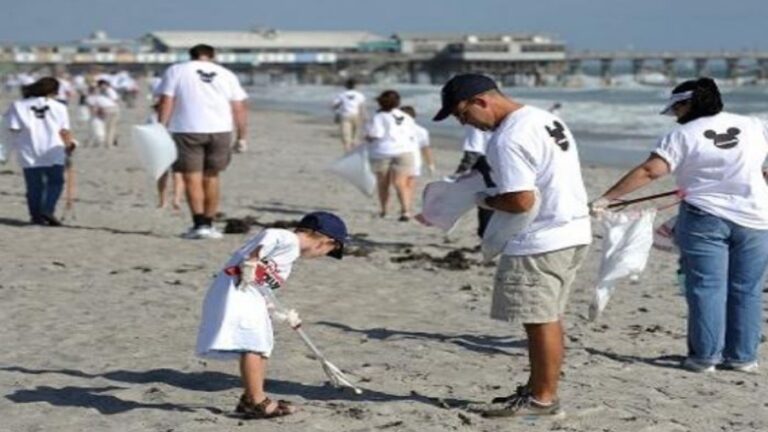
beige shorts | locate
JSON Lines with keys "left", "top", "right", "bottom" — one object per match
{"left": 491, "top": 245, "right": 589, "bottom": 324}
{"left": 172, "top": 132, "right": 232, "bottom": 173}
{"left": 370, "top": 153, "right": 415, "bottom": 175}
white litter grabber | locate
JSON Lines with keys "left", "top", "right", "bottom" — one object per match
{"left": 251, "top": 281, "right": 364, "bottom": 395}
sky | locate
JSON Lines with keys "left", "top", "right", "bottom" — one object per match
{"left": 0, "top": 0, "right": 766, "bottom": 52}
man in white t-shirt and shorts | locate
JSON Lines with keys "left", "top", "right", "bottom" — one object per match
{"left": 159, "top": 44, "right": 249, "bottom": 239}
{"left": 433, "top": 74, "right": 591, "bottom": 417}
{"left": 332, "top": 79, "right": 366, "bottom": 152}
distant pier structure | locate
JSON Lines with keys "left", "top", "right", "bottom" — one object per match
{"left": 1, "top": 29, "right": 767, "bottom": 86}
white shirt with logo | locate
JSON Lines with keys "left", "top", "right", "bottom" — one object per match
{"left": 159, "top": 60, "right": 248, "bottom": 133}
{"left": 333, "top": 90, "right": 366, "bottom": 118}
{"left": 410, "top": 122, "right": 430, "bottom": 176}
{"left": 654, "top": 112, "right": 768, "bottom": 229}
{"left": 485, "top": 105, "right": 592, "bottom": 256}
{"left": 196, "top": 229, "right": 301, "bottom": 359}
{"left": 366, "top": 108, "right": 416, "bottom": 159}
{"left": 4, "top": 97, "right": 70, "bottom": 168}
{"left": 463, "top": 126, "right": 490, "bottom": 154}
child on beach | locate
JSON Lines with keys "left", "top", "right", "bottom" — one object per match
{"left": 3, "top": 77, "right": 77, "bottom": 225}
{"left": 196, "top": 211, "right": 348, "bottom": 419}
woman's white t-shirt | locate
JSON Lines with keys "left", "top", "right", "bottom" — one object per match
{"left": 366, "top": 108, "right": 416, "bottom": 159}
{"left": 333, "top": 90, "right": 366, "bottom": 118}
{"left": 196, "top": 229, "right": 301, "bottom": 359}
{"left": 3, "top": 97, "right": 69, "bottom": 168}
{"left": 410, "top": 122, "right": 430, "bottom": 176}
{"left": 654, "top": 111, "right": 768, "bottom": 229}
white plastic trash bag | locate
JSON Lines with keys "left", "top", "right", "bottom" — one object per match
{"left": 481, "top": 189, "right": 541, "bottom": 261}
{"left": 0, "top": 142, "right": 6, "bottom": 165}
{"left": 329, "top": 145, "right": 376, "bottom": 196}
{"left": 91, "top": 117, "right": 106, "bottom": 145}
{"left": 77, "top": 105, "right": 91, "bottom": 122}
{"left": 131, "top": 123, "right": 178, "bottom": 180}
{"left": 416, "top": 172, "right": 486, "bottom": 232}
{"left": 589, "top": 209, "right": 656, "bottom": 321}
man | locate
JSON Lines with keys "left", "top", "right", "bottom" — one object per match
{"left": 158, "top": 44, "right": 248, "bottom": 239}
{"left": 454, "top": 125, "right": 493, "bottom": 238}
{"left": 332, "top": 78, "right": 366, "bottom": 152}
{"left": 433, "top": 74, "right": 591, "bottom": 417}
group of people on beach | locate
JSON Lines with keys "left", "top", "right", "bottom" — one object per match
{"left": 3, "top": 42, "right": 768, "bottom": 421}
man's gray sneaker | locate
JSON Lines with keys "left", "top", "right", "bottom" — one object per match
{"left": 482, "top": 393, "right": 561, "bottom": 418}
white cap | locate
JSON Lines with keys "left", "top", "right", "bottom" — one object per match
{"left": 660, "top": 90, "right": 693, "bottom": 115}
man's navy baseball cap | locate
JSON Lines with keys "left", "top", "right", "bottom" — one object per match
{"left": 433, "top": 74, "right": 499, "bottom": 122}
{"left": 297, "top": 211, "right": 348, "bottom": 259}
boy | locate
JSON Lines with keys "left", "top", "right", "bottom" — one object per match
{"left": 196, "top": 211, "right": 348, "bottom": 419}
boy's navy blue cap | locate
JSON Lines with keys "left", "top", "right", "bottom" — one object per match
{"left": 297, "top": 211, "right": 348, "bottom": 259}
{"left": 433, "top": 74, "right": 499, "bottom": 122}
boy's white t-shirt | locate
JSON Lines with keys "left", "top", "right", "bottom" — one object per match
{"left": 463, "top": 125, "right": 490, "bottom": 154}
{"left": 653, "top": 112, "right": 768, "bottom": 229}
{"left": 410, "top": 122, "right": 430, "bottom": 175}
{"left": 485, "top": 105, "right": 592, "bottom": 256}
{"left": 196, "top": 229, "right": 301, "bottom": 359}
{"left": 159, "top": 60, "right": 248, "bottom": 134}
{"left": 366, "top": 108, "right": 416, "bottom": 159}
{"left": 333, "top": 90, "right": 366, "bottom": 118}
{"left": 4, "top": 97, "right": 69, "bottom": 168}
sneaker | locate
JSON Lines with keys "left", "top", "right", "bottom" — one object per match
{"left": 682, "top": 357, "right": 716, "bottom": 373}
{"left": 181, "top": 225, "right": 223, "bottom": 240}
{"left": 722, "top": 361, "right": 759, "bottom": 373}
{"left": 482, "top": 393, "right": 561, "bottom": 418}
{"left": 491, "top": 384, "right": 531, "bottom": 404}
{"left": 41, "top": 214, "right": 63, "bottom": 227}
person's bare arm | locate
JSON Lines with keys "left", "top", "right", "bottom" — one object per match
{"left": 601, "top": 154, "right": 671, "bottom": 201}
{"left": 482, "top": 190, "right": 537, "bottom": 213}
{"left": 157, "top": 95, "right": 174, "bottom": 126}
{"left": 59, "top": 129, "right": 75, "bottom": 152}
{"left": 231, "top": 100, "right": 248, "bottom": 141}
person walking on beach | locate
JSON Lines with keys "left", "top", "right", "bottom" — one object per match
{"left": 196, "top": 211, "right": 348, "bottom": 418}
{"left": 593, "top": 78, "right": 768, "bottom": 373}
{"left": 3, "top": 77, "right": 77, "bottom": 226}
{"left": 332, "top": 79, "right": 366, "bottom": 152}
{"left": 366, "top": 90, "right": 417, "bottom": 221}
{"left": 433, "top": 74, "right": 591, "bottom": 417}
{"left": 158, "top": 43, "right": 249, "bottom": 239}
{"left": 88, "top": 80, "right": 121, "bottom": 147}
{"left": 400, "top": 105, "right": 435, "bottom": 196}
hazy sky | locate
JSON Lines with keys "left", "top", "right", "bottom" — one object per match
{"left": 1, "top": 0, "right": 766, "bottom": 51}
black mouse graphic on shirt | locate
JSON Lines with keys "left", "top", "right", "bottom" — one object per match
{"left": 393, "top": 114, "right": 405, "bottom": 125}
{"left": 30, "top": 105, "right": 49, "bottom": 119}
{"left": 545, "top": 121, "right": 569, "bottom": 151}
{"left": 703, "top": 128, "right": 741, "bottom": 149}
{"left": 196, "top": 70, "right": 217, "bottom": 84}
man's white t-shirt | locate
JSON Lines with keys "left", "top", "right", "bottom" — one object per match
{"left": 463, "top": 126, "right": 490, "bottom": 154}
{"left": 654, "top": 112, "right": 768, "bottom": 229}
{"left": 333, "top": 90, "right": 366, "bottom": 118}
{"left": 410, "top": 122, "right": 430, "bottom": 175}
{"left": 4, "top": 97, "right": 70, "bottom": 168}
{"left": 366, "top": 108, "right": 416, "bottom": 158}
{"left": 159, "top": 60, "right": 248, "bottom": 133}
{"left": 485, "top": 105, "right": 592, "bottom": 256}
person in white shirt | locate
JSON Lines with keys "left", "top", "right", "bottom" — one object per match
{"left": 87, "top": 80, "right": 121, "bottom": 147}
{"left": 196, "top": 211, "right": 348, "bottom": 419}
{"left": 594, "top": 78, "right": 768, "bottom": 374}
{"left": 158, "top": 43, "right": 249, "bottom": 239}
{"left": 400, "top": 105, "right": 435, "bottom": 195}
{"left": 54, "top": 74, "right": 74, "bottom": 106}
{"left": 433, "top": 74, "right": 591, "bottom": 417}
{"left": 366, "top": 90, "right": 417, "bottom": 221}
{"left": 332, "top": 79, "right": 366, "bottom": 152}
{"left": 3, "top": 77, "right": 77, "bottom": 225}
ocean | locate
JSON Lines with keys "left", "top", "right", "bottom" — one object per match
{"left": 248, "top": 75, "right": 768, "bottom": 167}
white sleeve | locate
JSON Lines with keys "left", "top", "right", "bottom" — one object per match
{"left": 491, "top": 133, "right": 538, "bottom": 194}
{"left": 57, "top": 104, "right": 71, "bottom": 130}
{"left": 653, "top": 130, "right": 684, "bottom": 172}
{"left": 158, "top": 66, "right": 178, "bottom": 97}
{"left": 227, "top": 71, "right": 248, "bottom": 101}
{"left": 367, "top": 113, "right": 385, "bottom": 139}
{"left": 5, "top": 104, "right": 21, "bottom": 130}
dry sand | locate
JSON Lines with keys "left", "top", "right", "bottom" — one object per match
{"left": 0, "top": 98, "right": 766, "bottom": 432}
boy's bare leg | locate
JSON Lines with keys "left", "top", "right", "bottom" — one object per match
{"left": 157, "top": 171, "right": 169, "bottom": 208}
{"left": 172, "top": 172, "right": 184, "bottom": 210}
{"left": 240, "top": 352, "right": 297, "bottom": 413}
{"left": 392, "top": 171, "right": 412, "bottom": 217}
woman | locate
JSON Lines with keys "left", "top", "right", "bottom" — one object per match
{"left": 365, "top": 90, "right": 416, "bottom": 221}
{"left": 4, "top": 77, "right": 76, "bottom": 225}
{"left": 593, "top": 78, "right": 768, "bottom": 373}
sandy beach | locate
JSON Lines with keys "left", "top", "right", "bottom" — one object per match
{"left": 0, "top": 99, "right": 765, "bottom": 432}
